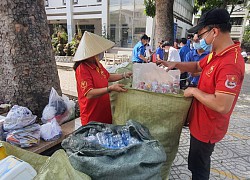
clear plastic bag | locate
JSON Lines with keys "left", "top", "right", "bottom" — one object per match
{"left": 132, "top": 63, "right": 181, "bottom": 94}
{"left": 40, "top": 118, "right": 62, "bottom": 141}
{"left": 41, "top": 88, "right": 75, "bottom": 125}
{"left": 3, "top": 105, "right": 37, "bottom": 131}
{"left": 6, "top": 124, "right": 40, "bottom": 148}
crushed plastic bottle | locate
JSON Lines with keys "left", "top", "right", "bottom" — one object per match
{"left": 121, "top": 127, "right": 130, "bottom": 146}
{"left": 84, "top": 126, "right": 142, "bottom": 149}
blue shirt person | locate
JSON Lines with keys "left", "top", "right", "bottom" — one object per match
{"left": 156, "top": 41, "right": 164, "bottom": 60}
{"left": 179, "top": 38, "right": 190, "bottom": 89}
{"left": 179, "top": 38, "right": 190, "bottom": 62}
{"left": 185, "top": 36, "right": 209, "bottom": 86}
{"left": 132, "top": 34, "right": 149, "bottom": 63}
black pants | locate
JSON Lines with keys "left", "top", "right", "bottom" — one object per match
{"left": 188, "top": 135, "right": 215, "bottom": 180}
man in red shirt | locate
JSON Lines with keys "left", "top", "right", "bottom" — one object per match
{"left": 157, "top": 9, "right": 245, "bottom": 179}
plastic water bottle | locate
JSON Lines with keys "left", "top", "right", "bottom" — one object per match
{"left": 88, "top": 128, "right": 97, "bottom": 136}
{"left": 96, "top": 132, "right": 107, "bottom": 147}
{"left": 111, "top": 134, "right": 124, "bottom": 149}
{"left": 103, "top": 128, "right": 113, "bottom": 148}
{"left": 121, "top": 127, "right": 130, "bottom": 146}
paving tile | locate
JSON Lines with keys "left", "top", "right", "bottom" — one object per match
{"left": 179, "top": 128, "right": 190, "bottom": 147}
{"left": 211, "top": 158, "right": 250, "bottom": 179}
{"left": 172, "top": 151, "right": 188, "bottom": 166}
{"left": 169, "top": 165, "right": 191, "bottom": 180}
{"left": 211, "top": 142, "right": 239, "bottom": 161}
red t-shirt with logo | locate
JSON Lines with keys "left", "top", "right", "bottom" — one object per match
{"left": 188, "top": 42, "right": 245, "bottom": 143}
{"left": 75, "top": 62, "right": 112, "bottom": 125}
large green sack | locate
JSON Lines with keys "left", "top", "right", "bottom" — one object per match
{"left": 1, "top": 141, "right": 91, "bottom": 180}
{"left": 112, "top": 89, "right": 192, "bottom": 179}
{"left": 109, "top": 63, "right": 133, "bottom": 114}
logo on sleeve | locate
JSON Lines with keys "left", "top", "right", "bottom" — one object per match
{"left": 225, "top": 75, "right": 238, "bottom": 89}
{"left": 81, "top": 81, "right": 87, "bottom": 90}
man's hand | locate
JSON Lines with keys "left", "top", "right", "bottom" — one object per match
{"left": 184, "top": 87, "right": 196, "bottom": 97}
{"left": 155, "top": 60, "right": 177, "bottom": 71}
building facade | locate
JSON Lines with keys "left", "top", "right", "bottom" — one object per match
{"left": 192, "top": 2, "right": 250, "bottom": 42}
{"left": 44, "top": 0, "right": 194, "bottom": 48}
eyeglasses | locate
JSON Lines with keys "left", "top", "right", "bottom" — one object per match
{"left": 197, "top": 29, "right": 212, "bottom": 40}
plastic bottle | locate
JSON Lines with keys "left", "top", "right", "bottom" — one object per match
{"left": 0, "top": 143, "right": 7, "bottom": 160}
{"left": 121, "top": 127, "right": 130, "bottom": 146}
{"left": 88, "top": 128, "right": 97, "bottom": 136}
{"left": 111, "top": 134, "right": 124, "bottom": 149}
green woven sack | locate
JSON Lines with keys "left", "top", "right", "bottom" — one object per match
{"left": 1, "top": 141, "right": 91, "bottom": 180}
{"left": 112, "top": 89, "right": 192, "bottom": 179}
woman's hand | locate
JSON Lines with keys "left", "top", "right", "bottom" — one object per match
{"left": 108, "top": 84, "right": 127, "bottom": 92}
{"left": 124, "top": 72, "right": 133, "bottom": 78}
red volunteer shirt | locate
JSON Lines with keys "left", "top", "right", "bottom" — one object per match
{"left": 75, "top": 62, "right": 112, "bottom": 125}
{"left": 188, "top": 42, "right": 245, "bottom": 143}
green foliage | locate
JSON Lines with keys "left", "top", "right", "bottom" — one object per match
{"left": 51, "top": 24, "right": 83, "bottom": 56}
{"left": 65, "top": 33, "right": 82, "bottom": 56}
{"left": 144, "top": 0, "right": 156, "bottom": 18}
{"left": 242, "top": 25, "right": 250, "bottom": 51}
{"left": 194, "top": 0, "right": 247, "bottom": 14}
{"left": 51, "top": 25, "right": 68, "bottom": 56}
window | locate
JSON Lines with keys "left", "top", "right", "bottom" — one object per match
{"left": 44, "top": 0, "right": 49, "bottom": 7}
{"left": 63, "top": 0, "right": 66, "bottom": 5}
{"left": 134, "top": 28, "right": 146, "bottom": 34}
{"left": 230, "top": 17, "right": 243, "bottom": 25}
{"left": 97, "top": 0, "right": 102, "bottom": 2}
{"left": 77, "top": 25, "right": 95, "bottom": 33}
{"left": 73, "top": 0, "right": 78, "bottom": 4}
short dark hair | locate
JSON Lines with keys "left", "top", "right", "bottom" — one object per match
{"left": 158, "top": 40, "right": 164, "bottom": 44}
{"left": 187, "top": 34, "right": 193, "bottom": 39}
{"left": 162, "top": 41, "right": 171, "bottom": 48}
{"left": 180, "top": 38, "right": 187, "bottom": 44}
{"left": 207, "top": 22, "right": 232, "bottom": 33}
{"left": 141, "top": 34, "right": 149, "bottom": 40}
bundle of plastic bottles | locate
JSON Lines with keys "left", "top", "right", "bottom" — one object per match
{"left": 83, "top": 127, "right": 141, "bottom": 149}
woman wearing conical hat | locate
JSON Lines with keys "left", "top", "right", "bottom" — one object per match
{"left": 73, "top": 31, "right": 132, "bottom": 125}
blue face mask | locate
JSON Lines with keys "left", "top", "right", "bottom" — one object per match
{"left": 193, "top": 42, "right": 202, "bottom": 50}
{"left": 200, "top": 38, "right": 211, "bottom": 51}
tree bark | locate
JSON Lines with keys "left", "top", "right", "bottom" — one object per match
{"left": 0, "top": 0, "right": 61, "bottom": 117}
{"left": 155, "top": 0, "right": 174, "bottom": 47}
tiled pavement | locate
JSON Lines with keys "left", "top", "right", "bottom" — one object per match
{"left": 57, "top": 62, "right": 250, "bottom": 180}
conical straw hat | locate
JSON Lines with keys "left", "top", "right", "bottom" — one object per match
{"left": 73, "top": 31, "right": 115, "bottom": 62}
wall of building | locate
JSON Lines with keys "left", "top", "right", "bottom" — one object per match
{"left": 146, "top": 0, "right": 194, "bottom": 47}
{"left": 109, "top": 0, "right": 147, "bottom": 48}
{"left": 44, "top": 0, "right": 194, "bottom": 47}
{"left": 192, "top": 2, "right": 249, "bottom": 42}
{"left": 45, "top": 0, "right": 104, "bottom": 42}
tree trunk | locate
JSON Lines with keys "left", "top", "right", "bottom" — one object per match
{"left": 155, "top": 0, "right": 174, "bottom": 47}
{"left": 0, "top": 0, "right": 61, "bottom": 117}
